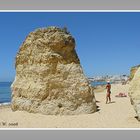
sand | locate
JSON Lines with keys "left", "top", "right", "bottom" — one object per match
{"left": 0, "top": 84, "right": 140, "bottom": 128}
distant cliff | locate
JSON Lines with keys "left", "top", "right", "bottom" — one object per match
{"left": 130, "top": 65, "right": 140, "bottom": 80}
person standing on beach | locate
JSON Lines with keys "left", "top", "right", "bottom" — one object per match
{"left": 106, "top": 82, "right": 111, "bottom": 104}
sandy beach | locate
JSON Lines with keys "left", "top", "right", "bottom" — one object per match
{"left": 0, "top": 83, "right": 140, "bottom": 128}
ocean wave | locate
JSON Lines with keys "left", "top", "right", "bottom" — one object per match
{"left": 0, "top": 102, "right": 11, "bottom": 106}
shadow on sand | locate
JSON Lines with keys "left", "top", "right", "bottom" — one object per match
{"left": 96, "top": 105, "right": 101, "bottom": 112}
{"left": 108, "top": 101, "right": 116, "bottom": 104}
{"left": 134, "top": 116, "right": 140, "bottom": 121}
{"left": 96, "top": 100, "right": 100, "bottom": 103}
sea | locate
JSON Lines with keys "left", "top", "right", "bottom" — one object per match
{"left": 0, "top": 81, "right": 108, "bottom": 104}
{"left": 91, "top": 81, "right": 108, "bottom": 87}
{"left": 0, "top": 82, "right": 12, "bottom": 104}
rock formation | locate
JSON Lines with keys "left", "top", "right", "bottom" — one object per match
{"left": 11, "top": 26, "right": 97, "bottom": 115}
{"left": 130, "top": 65, "right": 140, "bottom": 80}
{"left": 129, "top": 67, "right": 140, "bottom": 120}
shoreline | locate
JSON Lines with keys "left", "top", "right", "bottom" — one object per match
{"left": 0, "top": 102, "right": 11, "bottom": 107}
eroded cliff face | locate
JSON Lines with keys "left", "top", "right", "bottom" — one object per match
{"left": 11, "top": 27, "right": 97, "bottom": 115}
{"left": 130, "top": 65, "right": 140, "bottom": 80}
{"left": 129, "top": 67, "right": 140, "bottom": 120}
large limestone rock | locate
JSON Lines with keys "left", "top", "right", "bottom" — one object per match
{"left": 11, "top": 26, "right": 97, "bottom": 115}
{"left": 130, "top": 65, "right": 140, "bottom": 80}
{"left": 129, "top": 67, "right": 140, "bottom": 120}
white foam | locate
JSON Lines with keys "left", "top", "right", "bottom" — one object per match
{"left": 0, "top": 102, "right": 11, "bottom": 106}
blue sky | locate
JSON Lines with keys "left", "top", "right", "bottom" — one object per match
{"left": 0, "top": 12, "right": 140, "bottom": 81}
